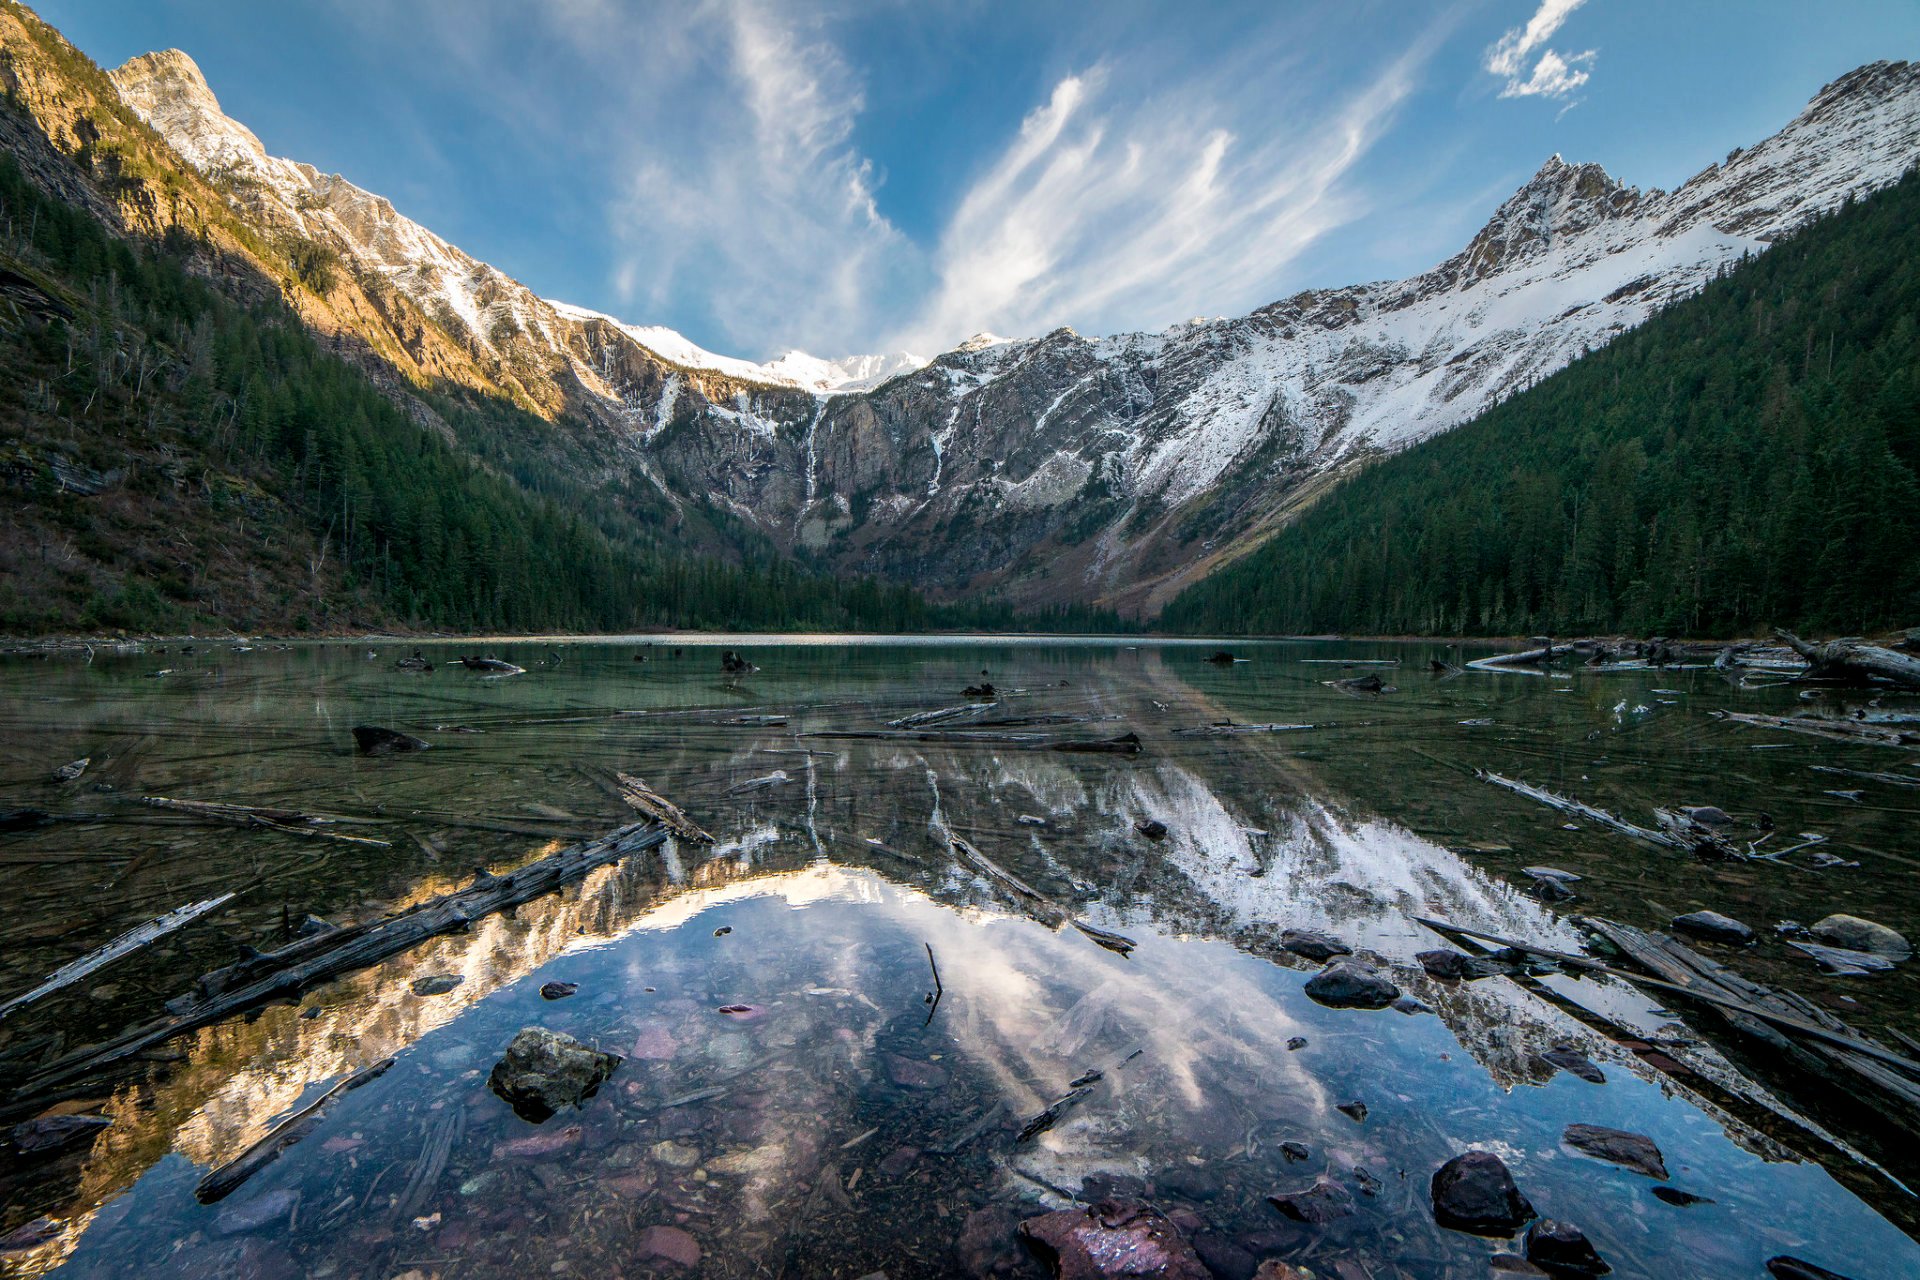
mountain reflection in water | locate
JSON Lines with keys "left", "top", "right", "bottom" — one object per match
{"left": 1, "top": 638, "right": 1916, "bottom": 1278}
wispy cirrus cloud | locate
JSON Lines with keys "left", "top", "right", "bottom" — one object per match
{"left": 899, "top": 44, "right": 1429, "bottom": 352}
{"left": 1485, "top": 0, "right": 1596, "bottom": 100}
{"left": 333, "top": 0, "right": 1449, "bottom": 358}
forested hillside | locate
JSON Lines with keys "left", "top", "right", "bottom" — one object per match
{"left": 1161, "top": 170, "right": 1920, "bottom": 638}
{"left": 0, "top": 147, "right": 1107, "bottom": 635}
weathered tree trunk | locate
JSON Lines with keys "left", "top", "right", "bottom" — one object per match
{"left": 1776, "top": 629, "right": 1920, "bottom": 689}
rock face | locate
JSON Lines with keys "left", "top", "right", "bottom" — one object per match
{"left": 1810, "top": 914, "right": 1911, "bottom": 959}
{"left": 1562, "top": 1124, "right": 1667, "bottom": 1180}
{"left": 1303, "top": 958, "right": 1400, "bottom": 1009}
{"left": 1431, "top": 1151, "right": 1536, "bottom": 1237}
{"left": 487, "top": 1027, "right": 621, "bottom": 1122}
{"left": 1019, "top": 1200, "right": 1210, "bottom": 1280}
{"left": 104, "top": 51, "right": 1920, "bottom": 614}
{"left": 1671, "top": 910, "right": 1755, "bottom": 945}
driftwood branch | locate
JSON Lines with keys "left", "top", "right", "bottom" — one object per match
{"left": 141, "top": 797, "right": 393, "bottom": 847}
{"left": 0, "top": 893, "right": 235, "bottom": 1021}
{"left": 614, "top": 772, "right": 714, "bottom": 844}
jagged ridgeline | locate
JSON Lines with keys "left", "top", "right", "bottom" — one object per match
{"left": 1161, "top": 170, "right": 1920, "bottom": 638}
{"left": 0, "top": 5, "right": 1112, "bottom": 635}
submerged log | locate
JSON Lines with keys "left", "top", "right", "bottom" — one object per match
{"left": 196, "top": 1057, "right": 394, "bottom": 1203}
{"left": 1777, "top": 630, "right": 1920, "bottom": 689}
{"left": 1582, "top": 916, "right": 1920, "bottom": 1125}
{"left": 0, "top": 893, "right": 236, "bottom": 1022}
{"left": 1712, "top": 710, "right": 1920, "bottom": 748}
{"left": 11, "top": 820, "right": 670, "bottom": 1103}
{"left": 1475, "top": 772, "right": 1681, "bottom": 851}
{"left": 1415, "top": 915, "right": 1920, "bottom": 1081}
{"left": 141, "top": 797, "right": 394, "bottom": 847}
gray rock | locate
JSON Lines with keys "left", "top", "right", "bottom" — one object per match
{"left": 351, "top": 725, "right": 429, "bottom": 755}
{"left": 1525, "top": 1218, "right": 1610, "bottom": 1276}
{"left": 1418, "top": 949, "right": 1501, "bottom": 981}
{"left": 1671, "top": 910, "right": 1754, "bottom": 945}
{"left": 1431, "top": 1151, "right": 1535, "bottom": 1236}
{"left": 1279, "top": 928, "right": 1351, "bottom": 962}
{"left": 1810, "top": 914, "right": 1910, "bottom": 959}
{"left": 487, "top": 1027, "right": 621, "bottom": 1122}
{"left": 1303, "top": 958, "right": 1399, "bottom": 1010}
{"left": 1562, "top": 1124, "right": 1666, "bottom": 1179}
{"left": 1268, "top": 1178, "right": 1356, "bottom": 1223}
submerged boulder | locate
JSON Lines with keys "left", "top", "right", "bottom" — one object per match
{"left": 1431, "top": 1151, "right": 1535, "bottom": 1236}
{"left": 1418, "top": 949, "right": 1501, "bottom": 981}
{"left": 1280, "top": 928, "right": 1352, "bottom": 962}
{"left": 1268, "top": 1178, "right": 1356, "bottom": 1224}
{"left": 1810, "top": 914, "right": 1910, "bottom": 960}
{"left": 1671, "top": 910, "right": 1754, "bottom": 946}
{"left": 351, "top": 725, "right": 429, "bottom": 756}
{"left": 1561, "top": 1124, "right": 1666, "bottom": 1179}
{"left": 1304, "top": 958, "right": 1399, "bottom": 1009}
{"left": 487, "top": 1027, "right": 621, "bottom": 1122}
{"left": 1525, "top": 1219, "right": 1610, "bottom": 1276}
{"left": 1019, "top": 1200, "right": 1209, "bottom": 1280}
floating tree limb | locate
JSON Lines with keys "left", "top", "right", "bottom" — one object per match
{"left": 0, "top": 892, "right": 236, "bottom": 1022}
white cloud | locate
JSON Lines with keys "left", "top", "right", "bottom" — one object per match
{"left": 1485, "top": 0, "right": 1596, "bottom": 100}
{"left": 897, "top": 44, "right": 1426, "bottom": 353}
{"left": 603, "top": 1, "right": 910, "bottom": 357}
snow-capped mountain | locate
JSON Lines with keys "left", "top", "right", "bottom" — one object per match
{"left": 107, "top": 51, "right": 1920, "bottom": 613}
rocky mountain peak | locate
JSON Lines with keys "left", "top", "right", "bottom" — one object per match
{"left": 1447, "top": 154, "right": 1641, "bottom": 290}
{"left": 109, "top": 49, "right": 274, "bottom": 179}
{"left": 1806, "top": 59, "right": 1915, "bottom": 121}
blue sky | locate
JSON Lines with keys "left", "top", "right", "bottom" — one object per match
{"left": 39, "top": 0, "right": 1920, "bottom": 360}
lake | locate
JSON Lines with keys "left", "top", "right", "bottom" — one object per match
{"left": 0, "top": 636, "right": 1916, "bottom": 1279}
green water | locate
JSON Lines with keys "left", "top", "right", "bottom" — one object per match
{"left": 0, "top": 637, "right": 1916, "bottom": 1278}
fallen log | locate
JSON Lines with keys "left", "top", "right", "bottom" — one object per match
{"left": 141, "top": 797, "right": 393, "bottom": 848}
{"left": 1413, "top": 916, "right": 1920, "bottom": 1079}
{"left": 1777, "top": 630, "right": 1920, "bottom": 689}
{"left": 1581, "top": 916, "right": 1920, "bottom": 1123}
{"left": 10, "top": 820, "right": 670, "bottom": 1104}
{"left": 1475, "top": 771, "right": 1680, "bottom": 850}
{"left": 0, "top": 893, "right": 235, "bottom": 1021}
{"left": 1712, "top": 710, "right": 1920, "bottom": 748}
{"left": 1811, "top": 765, "right": 1920, "bottom": 789}
{"left": 1171, "top": 722, "right": 1316, "bottom": 737}
{"left": 196, "top": 1057, "right": 394, "bottom": 1203}
{"left": 614, "top": 772, "right": 714, "bottom": 844}
{"left": 888, "top": 703, "right": 995, "bottom": 729}
{"left": 799, "top": 729, "right": 1141, "bottom": 754}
